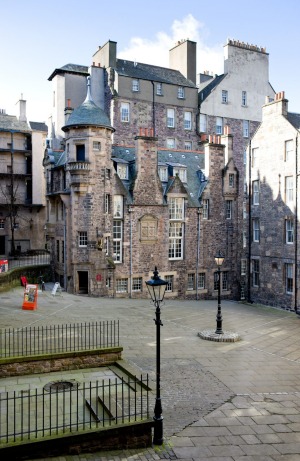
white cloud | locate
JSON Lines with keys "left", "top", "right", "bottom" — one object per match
{"left": 118, "top": 14, "right": 224, "bottom": 76}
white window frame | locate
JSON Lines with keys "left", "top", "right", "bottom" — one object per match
{"left": 156, "top": 82, "right": 163, "bottom": 96}
{"left": 241, "top": 259, "right": 247, "bottom": 276}
{"left": 216, "top": 117, "right": 223, "bottom": 135}
{"left": 169, "top": 222, "right": 184, "bottom": 260}
{"left": 243, "top": 120, "right": 249, "bottom": 138}
{"left": 253, "top": 180, "right": 259, "bottom": 205}
{"left": 286, "top": 263, "right": 293, "bottom": 294}
{"left": 169, "top": 197, "right": 184, "bottom": 220}
{"left": 285, "top": 140, "right": 293, "bottom": 162}
{"left": 242, "top": 91, "right": 247, "bottom": 106}
{"left": 286, "top": 219, "right": 294, "bottom": 244}
{"left": 132, "top": 277, "right": 142, "bottom": 292}
{"left": 167, "top": 138, "right": 175, "bottom": 149}
{"left": 113, "top": 195, "right": 123, "bottom": 218}
{"left": 285, "top": 176, "right": 294, "bottom": 202}
{"left": 132, "top": 79, "right": 139, "bottom": 92}
{"left": 200, "top": 114, "right": 207, "bottom": 133}
{"left": 253, "top": 218, "right": 260, "bottom": 242}
{"left": 158, "top": 166, "right": 168, "bottom": 181}
{"left": 184, "top": 141, "right": 192, "bottom": 151}
{"left": 198, "top": 273, "right": 205, "bottom": 289}
{"left": 167, "top": 108, "right": 175, "bottom": 128}
{"left": 222, "top": 90, "right": 228, "bottom": 104}
{"left": 222, "top": 271, "right": 228, "bottom": 291}
{"left": 177, "top": 87, "right": 185, "bottom": 99}
{"left": 226, "top": 200, "right": 232, "bottom": 219}
{"left": 120, "top": 102, "right": 129, "bottom": 122}
{"left": 113, "top": 220, "right": 123, "bottom": 263}
{"left": 229, "top": 174, "right": 234, "bottom": 187}
{"left": 117, "top": 163, "right": 128, "bottom": 180}
{"left": 184, "top": 111, "right": 192, "bottom": 130}
{"left": 0, "top": 219, "right": 4, "bottom": 229}
{"left": 165, "top": 275, "right": 174, "bottom": 292}
{"left": 78, "top": 231, "right": 87, "bottom": 247}
{"left": 202, "top": 199, "right": 209, "bottom": 219}
{"left": 116, "top": 278, "right": 128, "bottom": 293}
{"left": 187, "top": 273, "right": 195, "bottom": 290}
{"left": 105, "top": 193, "right": 110, "bottom": 214}
{"left": 252, "top": 148, "right": 258, "bottom": 168}
{"left": 253, "top": 259, "right": 260, "bottom": 287}
{"left": 173, "top": 167, "right": 187, "bottom": 183}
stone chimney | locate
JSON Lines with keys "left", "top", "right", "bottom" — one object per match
{"left": 169, "top": 39, "right": 197, "bottom": 84}
{"left": 204, "top": 135, "right": 225, "bottom": 178}
{"left": 133, "top": 128, "right": 163, "bottom": 205}
{"left": 64, "top": 99, "right": 74, "bottom": 124}
{"left": 221, "top": 126, "right": 233, "bottom": 164}
{"left": 17, "top": 94, "right": 27, "bottom": 122}
{"left": 262, "top": 91, "right": 288, "bottom": 119}
{"left": 92, "top": 40, "right": 117, "bottom": 68}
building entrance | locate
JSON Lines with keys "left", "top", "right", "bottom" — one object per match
{"left": 77, "top": 271, "right": 88, "bottom": 294}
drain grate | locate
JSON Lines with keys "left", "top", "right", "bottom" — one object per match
{"left": 44, "top": 380, "right": 77, "bottom": 393}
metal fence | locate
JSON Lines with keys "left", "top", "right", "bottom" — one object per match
{"left": 0, "top": 375, "right": 150, "bottom": 444}
{"left": 8, "top": 252, "right": 50, "bottom": 270}
{"left": 0, "top": 321, "right": 120, "bottom": 358}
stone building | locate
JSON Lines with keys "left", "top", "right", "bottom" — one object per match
{"left": 0, "top": 98, "right": 47, "bottom": 256}
{"left": 44, "top": 78, "right": 238, "bottom": 298}
{"left": 246, "top": 91, "right": 300, "bottom": 310}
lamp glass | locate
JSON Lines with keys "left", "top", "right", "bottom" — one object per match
{"left": 214, "top": 251, "right": 224, "bottom": 267}
{"left": 145, "top": 267, "right": 168, "bottom": 303}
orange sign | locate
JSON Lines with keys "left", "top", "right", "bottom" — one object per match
{"left": 22, "top": 284, "right": 38, "bottom": 310}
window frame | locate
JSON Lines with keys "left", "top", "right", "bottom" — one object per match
{"left": 242, "top": 91, "right": 247, "bottom": 107}
{"left": 165, "top": 275, "right": 174, "bottom": 292}
{"left": 285, "top": 140, "right": 293, "bottom": 162}
{"left": 184, "top": 111, "right": 192, "bottom": 130}
{"left": 167, "top": 108, "right": 175, "bottom": 128}
{"left": 285, "top": 263, "right": 293, "bottom": 294}
{"left": 78, "top": 231, "right": 88, "bottom": 247}
{"left": 166, "top": 138, "right": 175, "bottom": 149}
{"left": 198, "top": 272, "right": 205, "bottom": 289}
{"left": 184, "top": 141, "right": 192, "bottom": 151}
{"left": 202, "top": 199, "right": 209, "bottom": 219}
{"left": 216, "top": 117, "right": 223, "bottom": 135}
{"left": 243, "top": 120, "right": 249, "bottom": 138}
{"left": 120, "top": 102, "right": 130, "bottom": 123}
{"left": 156, "top": 82, "right": 163, "bottom": 96}
{"left": 222, "top": 90, "right": 228, "bottom": 104}
{"left": 132, "top": 79, "right": 139, "bottom": 92}
{"left": 285, "top": 176, "right": 294, "bottom": 203}
{"left": 252, "top": 180, "right": 259, "bottom": 205}
{"left": 226, "top": 200, "right": 232, "bottom": 219}
{"left": 177, "top": 87, "right": 185, "bottom": 99}
{"left": 253, "top": 218, "right": 260, "bottom": 242}
{"left": 132, "top": 277, "right": 143, "bottom": 292}
{"left": 286, "top": 218, "right": 294, "bottom": 244}
{"left": 117, "top": 163, "right": 128, "bottom": 180}
{"left": 253, "top": 259, "right": 260, "bottom": 287}
{"left": 116, "top": 278, "right": 128, "bottom": 293}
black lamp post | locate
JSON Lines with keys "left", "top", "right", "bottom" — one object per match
{"left": 145, "top": 267, "right": 167, "bottom": 446}
{"left": 214, "top": 250, "right": 225, "bottom": 334}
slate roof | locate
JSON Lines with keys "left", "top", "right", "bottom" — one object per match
{"left": 116, "top": 59, "right": 197, "bottom": 88}
{"left": 287, "top": 112, "right": 300, "bottom": 130}
{"left": 0, "top": 114, "right": 30, "bottom": 132}
{"left": 29, "top": 121, "right": 48, "bottom": 132}
{"left": 62, "top": 97, "right": 113, "bottom": 131}
{"left": 112, "top": 146, "right": 206, "bottom": 207}
{"left": 48, "top": 64, "right": 89, "bottom": 81}
{"left": 199, "top": 74, "right": 226, "bottom": 103}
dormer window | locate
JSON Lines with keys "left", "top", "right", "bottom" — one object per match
{"left": 117, "top": 163, "right": 128, "bottom": 179}
{"left": 158, "top": 166, "right": 168, "bottom": 181}
{"left": 173, "top": 167, "right": 187, "bottom": 183}
{"left": 178, "top": 87, "right": 185, "bottom": 99}
{"left": 93, "top": 141, "right": 101, "bottom": 151}
{"left": 132, "top": 79, "right": 139, "bottom": 92}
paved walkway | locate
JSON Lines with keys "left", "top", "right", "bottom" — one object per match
{"left": 1, "top": 286, "right": 300, "bottom": 460}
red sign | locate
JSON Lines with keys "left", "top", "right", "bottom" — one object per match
{"left": 96, "top": 274, "right": 102, "bottom": 281}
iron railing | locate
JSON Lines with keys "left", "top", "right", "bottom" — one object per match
{"left": 0, "top": 321, "right": 120, "bottom": 358}
{"left": 8, "top": 252, "right": 50, "bottom": 270}
{"left": 0, "top": 375, "right": 150, "bottom": 444}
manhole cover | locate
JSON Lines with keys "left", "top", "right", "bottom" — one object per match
{"left": 44, "top": 380, "right": 77, "bottom": 393}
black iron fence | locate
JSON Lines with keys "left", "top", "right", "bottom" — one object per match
{"left": 0, "top": 375, "right": 150, "bottom": 444}
{"left": 0, "top": 321, "right": 120, "bottom": 358}
{"left": 8, "top": 250, "right": 50, "bottom": 270}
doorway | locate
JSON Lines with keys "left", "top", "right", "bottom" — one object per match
{"left": 77, "top": 271, "right": 89, "bottom": 294}
{"left": 0, "top": 236, "right": 5, "bottom": 255}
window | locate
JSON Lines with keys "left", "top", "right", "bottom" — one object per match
{"left": 222, "top": 90, "right": 228, "bottom": 103}
{"left": 78, "top": 231, "right": 87, "bottom": 247}
{"left": 184, "top": 141, "right": 192, "bottom": 151}
{"left": 253, "top": 218, "right": 260, "bottom": 242}
{"left": 229, "top": 174, "right": 234, "bottom": 187}
{"left": 173, "top": 167, "right": 187, "bottom": 182}
{"left": 252, "top": 148, "right": 258, "bottom": 168}
{"left": 184, "top": 111, "right": 192, "bottom": 130}
{"left": 243, "top": 231, "right": 247, "bottom": 248}
{"left": 286, "top": 218, "right": 294, "bottom": 244}
{"left": 105, "top": 168, "right": 111, "bottom": 179}
{"left": 177, "top": 87, "right": 185, "bottom": 99}
{"left": 113, "top": 220, "right": 122, "bottom": 262}
{"left": 222, "top": 272, "right": 228, "bottom": 291}
{"left": 106, "top": 276, "right": 112, "bottom": 288}
{"left": 226, "top": 200, "right": 232, "bottom": 219}
{"left": 140, "top": 218, "right": 157, "bottom": 240}
{"left": 76, "top": 145, "right": 85, "bottom": 161}
{"left": 165, "top": 275, "right": 174, "bottom": 292}
{"left": 132, "top": 277, "right": 142, "bottom": 292}
{"left": 61, "top": 240, "right": 64, "bottom": 263}
{"left": 285, "top": 176, "right": 294, "bottom": 202}
{"left": 121, "top": 102, "right": 129, "bottom": 122}
{"left": 167, "top": 108, "right": 175, "bottom": 128}
{"left": 169, "top": 197, "right": 184, "bottom": 220}
{"left": 0, "top": 219, "right": 4, "bottom": 229}
{"left": 132, "top": 79, "right": 139, "bottom": 92}
{"left": 105, "top": 194, "right": 110, "bottom": 213}
{"left": 253, "top": 260, "right": 259, "bottom": 287}
{"left": 214, "top": 272, "right": 219, "bottom": 291}
{"left": 202, "top": 199, "right": 209, "bottom": 219}
{"left": 113, "top": 195, "right": 123, "bottom": 218}
{"left": 241, "top": 259, "right": 247, "bottom": 276}
{"left": 117, "top": 163, "right": 128, "bottom": 179}
{"left": 243, "top": 149, "right": 247, "bottom": 165}
{"left": 158, "top": 166, "right": 168, "bottom": 181}
{"left": 116, "top": 279, "right": 128, "bottom": 293}
{"left": 187, "top": 273, "right": 195, "bottom": 290}
{"left": 285, "top": 263, "right": 293, "bottom": 294}
{"left": 167, "top": 138, "right": 175, "bottom": 149}
{"left": 243, "top": 201, "right": 247, "bottom": 219}
{"left": 169, "top": 222, "right": 183, "bottom": 259}
{"left": 252, "top": 180, "right": 259, "bottom": 205}
{"left": 156, "top": 83, "right": 163, "bottom": 95}
{"left": 243, "top": 120, "right": 249, "bottom": 138}
{"left": 104, "top": 236, "right": 109, "bottom": 255}
{"left": 93, "top": 141, "right": 101, "bottom": 151}
{"left": 199, "top": 114, "right": 207, "bottom": 133}
{"left": 198, "top": 273, "right": 205, "bottom": 289}
{"left": 285, "top": 140, "right": 293, "bottom": 162}
{"left": 242, "top": 91, "right": 247, "bottom": 106}
{"left": 216, "top": 117, "right": 223, "bottom": 135}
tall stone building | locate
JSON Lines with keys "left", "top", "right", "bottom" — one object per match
{"left": 246, "top": 91, "right": 300, "bottom": 310}
{"left": 0, "top": 98, "right": 47, "bottom": 256}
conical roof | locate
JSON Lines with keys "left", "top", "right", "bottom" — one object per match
{"left": 62, "top": 77, "right": 114, "bottom": 132}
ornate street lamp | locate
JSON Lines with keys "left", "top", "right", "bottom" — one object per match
{"left": 145, "top": 267, "right": 168, "bottom": 446}
{"left": 214, "top": 250, "right": 225, "bottom": 334}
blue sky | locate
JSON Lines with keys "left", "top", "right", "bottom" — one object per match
{"left": 1, "top": 0, "right": 299, "bottom": 122}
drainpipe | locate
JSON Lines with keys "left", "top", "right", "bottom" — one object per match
{"left": 128, "top": 207, "right": 133, "bottom": 298}
{"left": 196, "top": 206, "right": 202, "bottom": 300}
{"left": 247, "top": 140, "right": 252, "bottom": 303}
{"left": 151, "top": 81, "right": 155, "bottom": 137}
{"left": 64, "top": 206, "right": 67, "bottom": 292}
{"left": 295, "top": 134, "right": 298, "bottom": 312}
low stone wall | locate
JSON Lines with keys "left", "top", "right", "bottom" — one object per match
{"left": 0, "top": 347, "right": 123, "bottom": 377}
{"left": 0, "top": 420, "right": 153, "bottom": 460}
